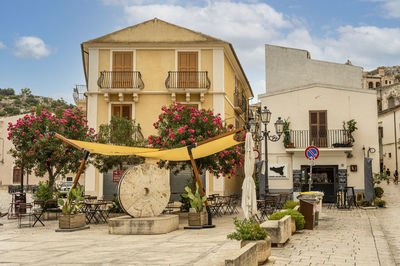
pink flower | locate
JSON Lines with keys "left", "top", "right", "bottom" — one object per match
{"left": 22, "top": 132, "right": 25, "bottom": 136}
{"left": 181, "top": 140, "right": 186, "bottom": 144}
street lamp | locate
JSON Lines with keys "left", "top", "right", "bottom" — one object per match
{"left": 249, "top": 106, "right": 284, "bottom": 198}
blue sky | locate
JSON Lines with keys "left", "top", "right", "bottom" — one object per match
{"left": 0, "top": 0, "right": 399, "bottom": 102}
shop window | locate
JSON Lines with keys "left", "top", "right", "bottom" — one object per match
{"left": 111, "top": 104, "right": 132, "bottom": 120}
{"left": 13, "top": 167, "right": 21, "bottom": 183}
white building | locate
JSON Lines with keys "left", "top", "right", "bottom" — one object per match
{"left": 258, "top": 45, "right": 379, "bottom": 202}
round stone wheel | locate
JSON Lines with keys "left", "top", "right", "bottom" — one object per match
{"left": 117, "top": 162, "right": 170, "bottom": 217}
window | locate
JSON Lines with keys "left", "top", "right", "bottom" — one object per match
{"left": 112, "top": 51, "right": 133, "bottom": 88}
{"left": 309, "top": 110, "right": 327, "bottom": 147}
{"left": 368, "top": 82, "right": 373, "bottom": 89}
{"left": 388, "top": 97, "right": 395, "bottom": 109}
{"left": 389, "top": 153, "right": 392, "bottom": 158}
{"left": 389, "top": 81, "right": 392, "bottom": 84}
{"left": 111, "top": 104, "right": 132, "bottom": 120}
{"left": 177, "top": 52, "right": 198, "bottom": 88}
{"left": 378, "top": 126, "right": 383, "bottom": 139}
{"left": 13, "top": 167, "right": 21, "bottom": 183}
{"left": 66, "top": 177, "right": 73, "bottom": 182}
{"left": 385, "top": 80, "right": 388, "bottom": 85}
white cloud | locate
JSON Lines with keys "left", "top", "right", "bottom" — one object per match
{"left": 378, "top": 0, "right": 400, "bottom": 18}
{"left": 0, "top": 41, "right": 5, "bottom": 49}
{"left": 13, "top": 36, "right": 52, "bottom": 59}
{"left": 107, "top": 0, "right": 400, "bottom": 96}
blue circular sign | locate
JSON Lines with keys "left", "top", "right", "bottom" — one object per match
{"left": 305, "top": 146, "right": 319, "bottom": 160}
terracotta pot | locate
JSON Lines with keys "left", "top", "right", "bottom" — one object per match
{"left": 59, "top": 213, "right": 85, "bottom": 229}
{"left": 241, "top": 237, "right": 271, "bottom": 264}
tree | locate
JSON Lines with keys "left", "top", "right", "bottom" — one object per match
{"left": 93, "top": 116, "right": 145, "bottom": 173}
{"left": 20, "top": 88, "right": 32, "bottom": 96}
{"left": 0, "top": 88, "right": 15, "bottom": 96}
{"left": 7, "top": 105, "right": 97, "bottom": 193}
{"left": 149, "top": 103, "right": 245, "bottom": 177}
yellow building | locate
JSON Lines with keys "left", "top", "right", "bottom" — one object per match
{"left": 78, "top": 18, "right": 253, "bottom": 199}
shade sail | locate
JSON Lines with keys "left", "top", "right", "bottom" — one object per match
{"left": 241, "top": 133, "right": 257, "bottom": 220}
{"left": 59, "top": 132, "right": 242, "bottom": 161}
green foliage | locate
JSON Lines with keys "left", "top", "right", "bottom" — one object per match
{"left": 181, "top": 183, "right": 207, "bottom": 212}
{"left": 374, "top": 186, "right": 384, "bottom": 198}
{"left": 179, "top": 194, "right": 191, "bottom": 212}
{"left": 374, "top": 198, "right": 386, "bottom": 208}
{"left": 93, "top": 116, "right": 145, "bottom": 173}
{"left": 227, "top": 218, "right": 268, "bottom": 241}
{"left": 343, "top": 119, "right": 358, "bottom": 143}
{"left": 0, "top": 88, "right": 15, "bottom": 96}
{"left": 108, "top": 194, "right": 124, "bottom": 213}
{"left": 20, "top": 88, "right": 32, "bottom": 96}
{"left": 4, "top": 106, "right": 20, "bottom": 115}
{"left": 269, "top": 209, "right": 305, "bottom": 230}
{"left": 373, "top": 172, "right": 388, "bottom": 185}
{"left": 149, "top": 104, "right": 245, "bottom": 176}
{"left": 283, "top": 200, "right": 299, "bottom": 210}
{"left": 283, "top": 117, "right": 291, "bottom": 148}
{"left": 58, "top": 187, "right": 84, "bottom": 215}
{"left": 8, "top": 105, "right": 96, "bottom": 193}
{"left": 360, "top": 200, "right": 371, "bottom": 207}
{"left": 33, "top": 181, "right": 55, "bottom": 208}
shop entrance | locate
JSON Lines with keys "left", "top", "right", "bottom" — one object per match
{"left": 300, "top": 165, "right": 338, "bottom": 203}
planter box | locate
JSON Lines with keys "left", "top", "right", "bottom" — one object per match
{"left": 108, "top": 212, "right": 126, "bottom": 219}
{"left": 241, "top": 237, "right": 271, "bottom": 264}
{"left": 59, "top": 213, "right": 86, "bottom": 229}
{"left": 188, "top": 211, "right": 206, "bottom": 226}
{"left": 333, "top": 143, "right": 353, "bottom": 148}
{"left": 261, "top": 215, "right": 291, "bottom": 247}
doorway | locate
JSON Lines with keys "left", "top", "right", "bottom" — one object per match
{"left": 300, "top": 165, "right": 338, "bottom": 203}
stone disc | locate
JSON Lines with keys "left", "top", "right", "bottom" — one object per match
{"left": 117, "top": 162, "right": 170, "bottom": 218}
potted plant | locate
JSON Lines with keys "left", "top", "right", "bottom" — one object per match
{"left": 58, "top": 186, "right": 85, "bottom": 229}
{"left": 227, "top": 218, "right": 271, "bottom": 264}
{"left": 181, "top": 183, "right": 207, "bottom": 226}
{"left": 283, "top": 118, "right": 293, "bottom": 148}
{"left": 343, "top": 119, "right": 358, "bottom": 145}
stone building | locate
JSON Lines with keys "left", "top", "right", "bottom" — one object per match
{"left": 377, "top": 83, "right": 400, "bottom": 175}
{"left": 363, "top": 66, "right": 400, "bottom": 90}
{"left": 259, "top": 44, "right": 379, "bottom": 202}
{"left": 76, "top": 18, "right": 253, "bottom": 199}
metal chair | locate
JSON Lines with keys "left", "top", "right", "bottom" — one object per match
{"left": 17, "top": 203, "right": 32, "bottom": 228}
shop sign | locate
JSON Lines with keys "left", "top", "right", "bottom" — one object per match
{"left": 268, "top": 163, "right": 288, "bottom": 179}
{"left": 113, "top": 170, "right": 125, "bottom": 183}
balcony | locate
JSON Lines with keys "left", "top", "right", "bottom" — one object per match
{"left": 165, "top": 71, "right": 210, "bottom": 90}
{"left": 97, "top": 71, "right": 144, "bottom": 89}
{"left": 287, "top": 129, "right": 352, "bottom": 149}
{"left": 73, "top": 85, "right": 87, "bottom": 103}
{"left": 234, "top": 91, "right": 247, "bottom": 115}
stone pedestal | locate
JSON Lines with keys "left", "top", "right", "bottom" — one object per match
{"left": 108, "top": 214, "right": 179, "bottom": 235}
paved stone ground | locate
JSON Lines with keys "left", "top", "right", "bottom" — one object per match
{"left": 1, "top": 184, "right": 400, "bottom": 265}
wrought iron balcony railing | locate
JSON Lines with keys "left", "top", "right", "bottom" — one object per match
{"left": 165, "top": 71, "right": 210, "bottom": 89}
{"left": 73, "top": 85, "right": 87, "bottom": 103}
{"left": 97, "top": 71, "right": 144, "bottom": 89}
{"left": 287, "top": 129, "right": 352, "bottom": 148}
{"left": 234, "top": 91, "right": 248, "bottom": 115}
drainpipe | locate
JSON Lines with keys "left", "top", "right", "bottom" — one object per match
{"left": 394, "top": 110, "right": 398, "bottom": 173}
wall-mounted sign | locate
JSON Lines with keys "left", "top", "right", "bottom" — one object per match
{"left": 305, "top": 146, "right": 319, "bottom": 160}
{"left": 350, "top": 165, "right": 357, "bottom": 172}
{"left": 113, "top": 170, "right": 125, "bottom": 183}
{"left": 268, "top": 163, "right": 288, "bottom": 179}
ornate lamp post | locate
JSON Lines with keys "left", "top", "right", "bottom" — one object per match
{"left": 249, "top": 106, "right": 284, "bottom": 198}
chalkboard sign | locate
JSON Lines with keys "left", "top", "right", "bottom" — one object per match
{"left": 293, "top": 170, "right": 302, "bottom": 192}
{"left": 338, "top": 169, "right": 347, "bottom": 188}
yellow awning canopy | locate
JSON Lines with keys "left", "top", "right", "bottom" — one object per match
{"left": 57, "top": 132, "right": 243, "bottom": 161}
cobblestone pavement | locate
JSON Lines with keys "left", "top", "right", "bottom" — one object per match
{"left": 375, "top": 181, "right": 400, "bottom": 265}
{"left": 1, "top": 185, "right": 400, "bottom": 265}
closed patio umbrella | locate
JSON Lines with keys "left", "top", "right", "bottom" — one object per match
{"left": 241, "top": 133, "right": 257, "bottom": 220}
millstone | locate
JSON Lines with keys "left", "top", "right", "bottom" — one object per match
{"left": 117, "top": 162, "right": 170, "bottom": 217}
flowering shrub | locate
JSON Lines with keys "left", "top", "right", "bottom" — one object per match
{"left": 7, "top": 105, "right": 96, "bottom": 192}
{"left": 149, "top": 103, "right": 245, "bottom": 177}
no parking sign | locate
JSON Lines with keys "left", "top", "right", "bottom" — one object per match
{"left": 305, "top": 146, "right": 319, "bottom": 160}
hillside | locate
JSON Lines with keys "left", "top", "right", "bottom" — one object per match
{"left": 0, "top": 88, "right": 74, "bottom": 117}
